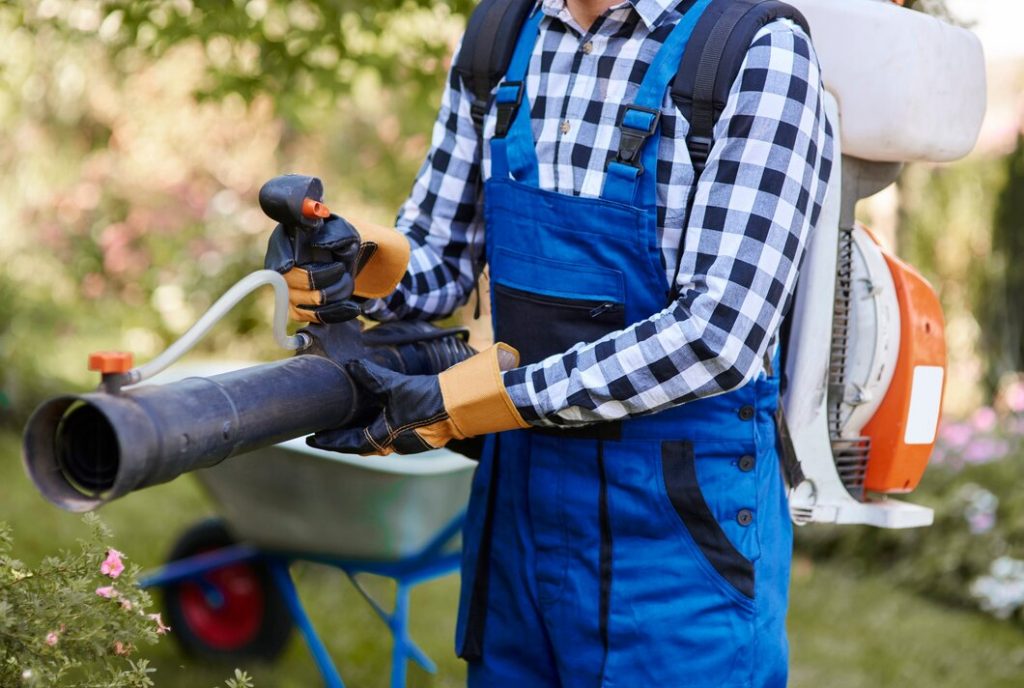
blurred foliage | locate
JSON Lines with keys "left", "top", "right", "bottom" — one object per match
{"left": 978, "top": 135, "right": 1024, "bottom": 391}
{"left": 0, "top": 0, "right": 466, "bottom": 425}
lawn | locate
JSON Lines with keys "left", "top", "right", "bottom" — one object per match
{"left": 2, "top": 429, "right": 1023, "bottom": 687}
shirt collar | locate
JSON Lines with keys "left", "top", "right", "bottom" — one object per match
{"left": 538, "top": 0, "right": 679, "bottom": 31}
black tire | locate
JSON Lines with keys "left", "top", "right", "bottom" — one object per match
{"left": 161, "top": 518, "right": 293, "bottom": 663}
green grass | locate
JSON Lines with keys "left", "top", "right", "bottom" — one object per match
{"left": 2, "top": 429, "right": 1023, "bottom": 687}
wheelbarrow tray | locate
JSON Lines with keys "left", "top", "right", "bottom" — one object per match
{"left": 196, "top": 440, "right": 474, "bottom": 561}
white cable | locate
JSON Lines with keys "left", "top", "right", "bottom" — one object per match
{"left": 125, "top": 270, "right": 311, "bottom": 386}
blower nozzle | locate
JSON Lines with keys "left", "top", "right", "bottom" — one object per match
{"left": 22, "top": 321, "right": 474, "bottom": 512}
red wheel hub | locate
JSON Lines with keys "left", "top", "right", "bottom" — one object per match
{"left": 178, "top": 562, "right": 265, "bottom": 650}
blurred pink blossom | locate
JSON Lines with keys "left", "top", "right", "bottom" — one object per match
{"left": 101, "top": 549, "right": 124, "bottom": 578}
{"left": 45, "top": 631, "right": 59, "bottom": 647}
{"left": 113, "top": 641, "right": 131, "bottom": 656}
{"left": 81, "top": 273, "right": 106, "bottom": 300}
{"left": 1005, "top": 381, "right": 1024, "bottom": 414}
{"left": 968, "top": 511, "right": 997, "bottom": 535}
{"left": 120, "top": 598, "right": 133, "bottom": 611}
{"left": 963, "top": 438, "right": 1010, "bottom": 464}
{"left": 971, "top": 406, "right": 998, "bottom": 433}
{"left": 95, "top": 585, "right": 116, "bottom": 598}
{"left": 939, "top": 421, "right": 972, "bottom": 448}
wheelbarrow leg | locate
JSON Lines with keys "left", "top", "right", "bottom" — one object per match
{"left": 389, "top": 581, "right": 438, "bottom": 688}
{"left": 267, "top": 558, "right": 346, "bottom": 688}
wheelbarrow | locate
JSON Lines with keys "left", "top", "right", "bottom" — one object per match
{"left": 137, "top": 361, "right": 476, "bottom": 688}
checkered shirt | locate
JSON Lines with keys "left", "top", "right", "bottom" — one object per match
{"left": 365, "top": 0, "right": 835, "bottom": 428}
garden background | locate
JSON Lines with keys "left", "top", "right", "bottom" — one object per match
{"left": 2, "top": 0, "right": 1024, "bottom": 686}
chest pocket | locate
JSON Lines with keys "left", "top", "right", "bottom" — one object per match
{"left": 489, "top": 247, "right": 626, "bottom": 366}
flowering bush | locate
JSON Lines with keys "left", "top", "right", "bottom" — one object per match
{"left": 797, "top": 378, "right": 1024, "bottom": 624}
{"left": 0, "top": 514, "right": 253, "bottom": 688}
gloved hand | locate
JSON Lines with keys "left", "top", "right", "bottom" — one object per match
{"left": 265, "top": 215, "right": 412, "bottom": 324}
{"left": 308, "top": 343, "right": 530, "bottom": 455}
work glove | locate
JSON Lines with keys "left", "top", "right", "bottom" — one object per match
{"left": 265, "top": 215, "right": 411, "bottom": 324}
{"left": 308, "top": 344, "right": 530, "bottom": 455}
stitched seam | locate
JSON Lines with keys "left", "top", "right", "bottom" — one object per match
{"left": 364, "top": 427, "right": 386, "bottom": 453}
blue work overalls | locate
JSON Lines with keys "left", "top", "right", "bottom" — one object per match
{"left": 455, "top": 3, "right": 793, "bottom": 686}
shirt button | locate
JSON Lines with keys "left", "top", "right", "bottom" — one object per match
{"left": 738, "top": 454, "right": 755, "bottom": 472}
{"left": 582, "top": 41, "right": 594, "bottom": 54}
{"left": 738, "top": 405, "right": 755, "bottom": 421}
{"left": 737, "top": 509, "right": 754, "bottom": 526}
{"left": 560, "top": 119, "right": 571, "bottom": 135}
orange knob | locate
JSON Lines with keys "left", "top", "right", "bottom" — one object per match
{"left": 88, "top": 351, "right": 134, "bottom": 374}
{"left": 301, "top": 197, "right": 331, "bottom": 219}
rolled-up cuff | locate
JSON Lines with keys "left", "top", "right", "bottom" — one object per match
{"left": 438, "top": 343, "right": 530, "bottom": 438}
{"left": 348, "top": 219, "right": 412, "bottom": 299}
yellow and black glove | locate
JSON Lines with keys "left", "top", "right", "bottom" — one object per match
{"left": 264, "top": 215, "right": 411, "bottom": 324}
{"left": 307, "top": 344, "right": 529, "bottom": 455}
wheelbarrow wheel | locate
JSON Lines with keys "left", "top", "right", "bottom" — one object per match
{"left": 162, "top": 519, "right": 293, "bottom": 662}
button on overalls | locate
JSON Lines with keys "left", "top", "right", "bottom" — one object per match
{"left": 455, "top": 3, "right": 792, "bottom": 686}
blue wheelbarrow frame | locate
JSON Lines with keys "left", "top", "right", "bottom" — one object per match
{"left": 140, "top": 509, "right": 465, "bottom": 688}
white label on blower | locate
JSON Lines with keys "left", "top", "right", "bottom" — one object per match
{"left": 904, "top": 365, "right": 944, "bottom": 445}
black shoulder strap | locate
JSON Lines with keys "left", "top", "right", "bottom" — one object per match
{"left": 673, "top": 0, "right": 810, "bottom": 174}
{"left": 666, "top": 0, "right": 810, "bottom": 302}
{"left": 454, "top": 0, "right": 537, "bottom": 135}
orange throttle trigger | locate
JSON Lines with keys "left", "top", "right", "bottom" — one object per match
{"left": 88, "top": 351, "right": 134, "bottom": 375}
{"left": 302, "top": 197, "right": 331, "bottom": 220}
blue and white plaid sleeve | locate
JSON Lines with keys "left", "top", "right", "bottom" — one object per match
{"left": 362, "top": 45, "right": 485, "bottom": 323}
{"left": 502, "top": 23, "right": 834, "bottom": 427}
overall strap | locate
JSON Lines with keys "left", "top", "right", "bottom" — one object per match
{"left": 601, "top": 0, "right": 714, "bottom": 206}
{"left": 489, "top": 8, "right": 545, "bottom": 184}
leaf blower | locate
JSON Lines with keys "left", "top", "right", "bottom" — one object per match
{"left": 22, "top": 175, "right": 474, "bottom": 512}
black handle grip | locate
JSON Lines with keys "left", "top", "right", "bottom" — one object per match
{"left": 259, "top": 174, "right": 335, "bottom": 266}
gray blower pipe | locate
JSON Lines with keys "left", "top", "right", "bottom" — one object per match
{"left": 22, "top": 321, "right": 474, "bottom": 512}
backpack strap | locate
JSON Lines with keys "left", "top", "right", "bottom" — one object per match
{"left": 672, "top": 0, "right": 810, "bottom": 174}
{"left": 454, "top": 0, "right": 537, "bottom": 135}
{"left": 666, "top": 0, "right": 810, "bottom": 301}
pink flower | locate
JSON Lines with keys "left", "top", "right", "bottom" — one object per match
{"left": 939, "top": 421, "right": 972, "bottom": 448}
{"left": 95, "top": 585, "right": 117, "bottom": 598}
{"left": 113, "top": 640, "right": 131, "bottom": 656}
{"left": 148, "top": 612, "right": 171, "bottom": 635}
{"left": 971, "top": 406, "right": 998, "bottom": 433}
{"left": 100, "top": 549, "right": 125, "bottom": 578}
{"left": 45, "top": 631, "right": 59, "bottom": 646}
{"left": 120, "top": 598, "right": 133, "bottom": 611}
{"left": 1005, "top": 381, "right": 1024, "bottom": 414}
{"left": 963, "top": 438, "right": 1010, "bottom": 464}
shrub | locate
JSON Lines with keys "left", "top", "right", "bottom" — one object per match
{"left": 0, "top": 514, "right": 252, "bottom": 688}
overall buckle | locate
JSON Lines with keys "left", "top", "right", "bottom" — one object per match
{"left": 494, "top": 81, "right": 525, "bottom": 138}
{"left": 614, "top": 105, "right": 661, "bottom": 171}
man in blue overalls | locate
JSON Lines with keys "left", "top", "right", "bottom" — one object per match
{"left": 268, "top": 0, "right": 833, "bottom": 684}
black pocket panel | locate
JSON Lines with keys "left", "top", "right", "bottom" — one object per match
{"left": 661, "top": 440, "right": 755, "bottom": 599}
{"left": 492, "top": 283, "right": 626, "bottom": 366}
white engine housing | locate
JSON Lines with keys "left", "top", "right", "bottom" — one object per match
{"left": 788, "top": 0, "right": 986, "bottom": 163}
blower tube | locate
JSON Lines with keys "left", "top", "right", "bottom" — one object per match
{"left": 23, "top": 321, "right": 475, "bottom": 512}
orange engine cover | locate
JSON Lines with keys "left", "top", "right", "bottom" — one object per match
{"left": 861, "top": 237, "right": 946, "bottom": 494}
